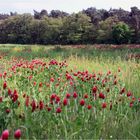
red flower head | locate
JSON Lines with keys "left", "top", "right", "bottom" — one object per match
{"left": 49, "top": 59, "right": 58, "bottom": 65}
{"left": 87, "top": 105, "right": 92, "bottom": 110}
{"left": 29, "top": 75, "right": 32, "bottom": 80}
{"left": 102, "top": 102, "right": 107, "bottom": 109}
{"left": 25, "top": 96, "right": 29, "bottom": 107}
{"left": 8, "top": 89, "right": 12, "bottom": 96}
{"left": 93, "top": 74, "right": 96, "bottom": 78}
{"left": 31, "top": 99, "right": 37, "bottom": 112}
{"left": 80, "top": 99, "right": 85, "bottom": 106}
{"left": 73, "top": 73, "right": 78, "bottom": 76}
{"left": 13, "top": 90, "right": 18, "bottom": 100}
{"left": 120, "top": 88, "right": 125, "bottom": 94}
{"left": 99, "top": 93, "right": 105, "bottom": 99}
{"left": 50, "top": 94, "right": 56, "bottom": 100}
{"left": 39, "top": 82, "right": 42, "bottom": 87}
{"left": 33, "top": 81, "right": 36, "bottom": 86}
{"left": 63, "top": 98, "right": 68, "bottom": 106}
{"left": 70, "top": 81, "right": 73, "bottom": 86}
{"left": 84, "top": 94, "right": 88, "bottom": 99}
{"left": 3, "top": 81, "right": 7, "bottom": 89}
{"left": 14, "top": 129, "right": 21, "bottom": 139}
{"left": 56, "top": 107, "right": 62, "bottom": 113}
{"left": 39, "top": 101, "right": 44, "bottom": 110}
{"left": 92, "top": 86, "right": 97, "bottom": 93}
{"left": 66, "top": 73, "right": 73, "bottom": 80}
{"left": 107, "top": 70, "right": 111, "bottom": 75}
{"left": 6, "top": 109, "right": 10, "bottom": 114}
{"left": 0, "top": 97, "right": 2, "bottom": 103}
{"left": 50, "top": 77, "right": 55, "bottom": 82}
{"left": 0, "top": 73, "right": 2, "bottom": 78}
{"left": 73, "top": 92, "right": 78, "bottom": 99}
{"left": 55, "top": 96, "right": 60, "bottom": 104}
{"left": 47, "top": 107, "right": 52, "bottom": 112}
{"left": 129, "top": 102, "right": 133, "bottom": 108}
{"left": 66, "top": 93, "right": 71, "bottom": 99}
{"left": 12, "top": 90, "right": 19, "bottom": 102}
{"left": 127, "top": 92, "right": 132, "bottom": 97}
{"left": 2, "top": 129, "right": 9, "bottom": 140}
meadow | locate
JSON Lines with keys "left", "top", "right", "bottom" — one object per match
{"left": 0, "top": 44, "right": 140, "bottom": 139}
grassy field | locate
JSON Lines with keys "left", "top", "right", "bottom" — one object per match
{"left": 0, "top": 44, "right": 140, "bottom": 139}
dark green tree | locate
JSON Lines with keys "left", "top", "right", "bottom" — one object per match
{"left": 0, "top": 14, "right": 33, "bottom": 44}
{"left": 61, "top": 13, "right": 94, "bottom": 44}
{"left": 112, "top": 22, "right": 133, "bottom": 44}
{"left": 96, "top": 16, "right": 119, "bottom": 43}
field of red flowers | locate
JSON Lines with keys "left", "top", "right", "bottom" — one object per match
{"left": 0, "top": 44, "right": 140, "bottom": 140}
{"left": 0, "top": 44, "right": 140, "bottom": 139}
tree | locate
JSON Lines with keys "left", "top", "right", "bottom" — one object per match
{"left": 0, "top": 14, "right": 33, "bottom": 44}
{"left": 112, "top": 22, "right": 132, "bottom": 44}
{"left": 42, "top": 17, "right": 63, "bottom": 44}
{"left": 83, "top": 7, "right": 109, "bottom": 26}
{"left": 29, "top": 19, "right": 48, "bottom": 44}
{"left": 49, "top": 10, "right": 69, "bottom": 18}
{"left": 0, "top": 7, "right": 140, "bottom": 44}
{"left": 34, "top": 10, "right": 48, "bottom": 19}
{"left": 129, "top": 7, "right": 140, "bottom": 43}
{"left": 0, "top": 14, "right": 9, "bottom": 20}
{"left": 108, "top": 8, "right": 129, "bottom": 21}
{"left": 61, "top": 13, "right": 94, "bottom": 44}
{"left": 97, "top": 16, "right": 119, "bottom": 43}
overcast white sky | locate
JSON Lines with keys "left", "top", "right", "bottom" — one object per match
{"left": 0, "top": 0, "right": 140, "bottom": 14}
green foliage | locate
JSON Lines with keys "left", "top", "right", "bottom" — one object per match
{"left": 112, "top": 22, "right": 133, "bottom": 44}
{"left": 61, "top": 13, "right": 94, "bottom": 44}
{"left": 0, "top": 7, "right": 140, "bottom": 44}
{"left": 42, "top": 17, "right": 63, "bottom": 44}
{"left": 0, "top": 14, "right": 33, "bottom": 44}
{"left": 97, "top": 16, "right": 119, "bottom": 43}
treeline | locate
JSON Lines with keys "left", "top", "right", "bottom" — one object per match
{"left": 0, "top": 7, "right": 140, "bottom": 44}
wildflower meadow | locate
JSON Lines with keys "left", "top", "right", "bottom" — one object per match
{"left": 0, "top": 44, "right": 140, "bottom": 139}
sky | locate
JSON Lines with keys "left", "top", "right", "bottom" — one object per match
{"left": 0, "top": 0, "right": 140, "bottom": 14}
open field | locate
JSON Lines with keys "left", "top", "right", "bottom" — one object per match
{"left": 0, "top": 44, "right": 140, "bottom": 139}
